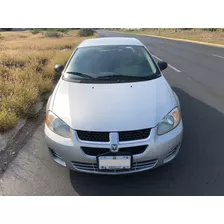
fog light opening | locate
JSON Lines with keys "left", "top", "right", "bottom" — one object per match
{"left": 49, "top": 148, "right": 66, "bottom": 167}
{"left": 164, "top": 144, "right": 180, "bottom": 164}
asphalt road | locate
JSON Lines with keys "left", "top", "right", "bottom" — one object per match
{"left": 1, "top": 31, "right": 224, "bottom": 195}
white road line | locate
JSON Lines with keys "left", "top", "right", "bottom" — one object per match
{"left": 152, "top": 54, "right": 181, "bottom": 73}
{"left": 212, "top": 54, "right": 224, "bottom": 59}
{"left": 167, "top": 64, "right": 182, "bottom": 73}
{"left": 160, "top": 41, "right": 165, "bottom": 44}
{"left": 152, "top": 54, "right": 162, "bottom": 61}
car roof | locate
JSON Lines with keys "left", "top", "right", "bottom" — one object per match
{"left": 78, "top": 37, "right": 144, "bottom": 48}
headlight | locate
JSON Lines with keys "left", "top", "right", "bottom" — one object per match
{"left": 45, "top": 111, "right": 71, "bottom": 138}
{"left": 157, "top": 107, "right": 181, "bottom": 135}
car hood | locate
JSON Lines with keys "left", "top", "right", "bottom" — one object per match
{"left": 52, "top": 77, "right": 176, "bottom": 131}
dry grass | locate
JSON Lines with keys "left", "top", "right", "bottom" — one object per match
{"left": 0, "top": 30, "right": 97, "bottom": 131}
{"left": 115, "top": 29, "right": 224, "bottom": 45}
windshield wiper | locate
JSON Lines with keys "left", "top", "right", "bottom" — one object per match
{"left": 95, "top": 75, "right": 149, "bottom": 80}
{"left": 66, "top": 71, "right": 94, "bottom": 79}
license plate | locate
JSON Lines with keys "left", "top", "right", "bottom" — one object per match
{"left": 98, "top": 155, "right": 131, "bottom": 170}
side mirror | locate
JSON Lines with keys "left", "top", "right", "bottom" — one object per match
{"left": 54, "top": 64, "right": 64, "bottom": 74}
{"left": 158, "top": 61, "right": 168, "bottom": 71}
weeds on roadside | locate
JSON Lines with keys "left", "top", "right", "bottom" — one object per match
{"left": 79, "top": 28, "right": 95, "bottom": 36}
{"left": 31, "top": 29, "right": 40, "bottom": 35}
{"left": 31, "top": 28, "right": 71, "bottom": 36}
{"left": 0, "top": 29, "right": 98, "bottom": 131}
{"left": 44, "top": 31, "right": 62, "bottom": 38}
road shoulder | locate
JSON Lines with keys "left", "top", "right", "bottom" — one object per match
{"left": 0, "top": 123, "right": 76, "bottom": 196}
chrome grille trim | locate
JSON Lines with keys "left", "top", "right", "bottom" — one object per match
{"left": 76, "top": 128, "right": 151, "bottom": 143}
{"left": 71, "top": 159, "right": 158, "bottom": 174}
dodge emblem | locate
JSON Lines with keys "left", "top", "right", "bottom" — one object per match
{"left": 111, "top": 144, "right": 118, "bottom": 152}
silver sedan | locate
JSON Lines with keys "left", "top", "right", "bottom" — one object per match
{"left": 45, "top": 37, "right": 183, "bottom": 174}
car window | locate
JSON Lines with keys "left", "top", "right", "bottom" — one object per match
{"left": 64, "top": 45, "right": 160, "bottom": 82}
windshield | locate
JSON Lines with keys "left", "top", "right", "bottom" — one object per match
{"left": 63, "top": 45, "right": 160, "bottom": 83}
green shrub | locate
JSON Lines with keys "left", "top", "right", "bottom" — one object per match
{"left": 37, "top": 28, "right": 70, "bottom": 33}
{"left": 79, "top": 28, "right": 94, "bottom": 36}
{"left": 31, "top": 28, "right": 70, "bottom": 35}
{"left": 179, "top": 28, "right": 193, "bottom": 30}
{"left": 44, "top": 31, "right": 61, "bottom": 38}
{"left": 53, "top": 28, "right": 70, "bottom": 33}
{"left": 202, "top": 28, "right": 217, "bottom": 32}
{"left": 32, "top": 29, "right": 40, "bottom": 35}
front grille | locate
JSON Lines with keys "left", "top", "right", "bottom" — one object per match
{"left": 119, "top": 145, "right": 147, "bottom": 154}
{"left": 81, "top": 147, "right": 109, "bottom": 156}
{"left": 71, "top": 159, "right": 158, "bottom": 173}
{"left": 119, "top": 129, "right": 151, "bottom": 141}
{"left": 77, "top": 130, "right": 109, "bottom": 142}
{"left": 77, "top": 128, "right": 151, "bottom": 142}
{"left": 81, "top": 145, "right": 147, "bottom": 156}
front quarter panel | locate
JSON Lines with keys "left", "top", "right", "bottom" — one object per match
{"left": 46, "top": 94, "right": 52, "bottom": 112}
{"left": 173, "top": 90, "right": 180, "bottom": 108}
{"left": 46, "top": 79, "right": 62, "bottom": 112}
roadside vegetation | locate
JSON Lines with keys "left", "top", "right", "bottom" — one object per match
{"left": 31, "top": 28, "right": 72, "bottom": 37}
{"left": 0, "top": 29, "right": 97, "bottom": 132}
{"left": 112, "top": 28, "right": 224, "bottom": 45}
{"left": 78, "top": 28, "right": 95, "bottom": 36}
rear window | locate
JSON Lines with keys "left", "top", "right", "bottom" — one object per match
{"left": 64, "top": 45, "right": 160, "bottom": 82}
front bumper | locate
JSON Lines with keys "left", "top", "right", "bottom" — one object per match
{"left": 44, "top": 120, "right": 183, "bottom": 175}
